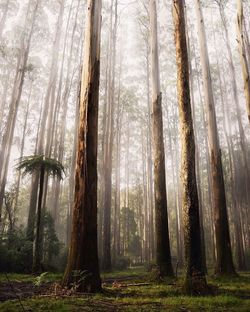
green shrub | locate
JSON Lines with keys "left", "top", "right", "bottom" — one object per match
{"left": 0, "top": 229, "right": 33, "bottom": 273}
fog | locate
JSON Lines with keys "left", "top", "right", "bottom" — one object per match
{"left": 0, "top": 0, "right": 249, "bottom": 277}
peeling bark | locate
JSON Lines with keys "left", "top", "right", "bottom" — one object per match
{"left": 62, "top": 0, "right": 102, "bottom": 292}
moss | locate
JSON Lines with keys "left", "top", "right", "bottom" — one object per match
{"left": 0, "top": 273, "right": 62, "bottom": 283}
{"left": 101, "top": 266, "right": 145, "bottom": 279}
{"left": 0, "top": 270, "right": 250, "bottom": 311}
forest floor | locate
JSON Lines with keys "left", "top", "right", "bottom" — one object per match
{"left": 0, "top": 267, "right": 250, "bottom": 311}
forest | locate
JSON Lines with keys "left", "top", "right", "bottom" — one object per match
{"left": 0, "top": 0, "right": 250, "bottom": 311}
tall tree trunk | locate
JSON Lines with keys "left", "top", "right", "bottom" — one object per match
{"left": 191, "top": 31, "right": 216, "bottom": 264}
{"left": 98, "top": 46, "right": 109, "bottom": 257}
{"left": 146, "top": 43, "right": 155, "bottom": 262}
{"left": 173, "top": 0, "right": 208, "bottom": 295}
{"left": 33, "top": 164, "right": 45, "bottom": 273}
{"left": 102, "top": 0, "right": 118, "bottom": 271}
{"left": 185, "top": 4, "right": 207, "bottom": 273}
{"left": 0, "top": 0, "right": 39, "bottom": 230}
{"left": 14, "top": 84, "right": 32, "bottom": 212}
{"left": 113, "top": 61, "right": 123, "bottom": 262}
{"left": 237, "top": 0, "right": 250, "bottom": 123}
{"left": 218, "top": 61, "right": 247, "bottom": 271}
{"left": 194, "top": 0, "right": 235, "bottom": 276}
{"left": 67, "top": 78, "right": 80, "bottom": 246}
{"left": 41, "top": 0, "right": 65, "bottom": 217}
{"left": 27, "top": 1, "right": 64, "bottom": 242}
{"left": 26, "top": 103, "right": 43, "bottom": 241}
{"left": 149, "top": 0, "right": 173, "bottom": 277}
{"left": 52, "top": 0, "right": 82, "bottom": 225}
{"left": 0, "top": 67, "right": 11, "bottom": 132}
{"left": 165, "top": 105, "right": 181, "bottom": 265}
{"left": 218, "top": 3, "right": 250, "bottom": 214}
{"left": 62, "top": 0, "right": 102, "bottom": 292}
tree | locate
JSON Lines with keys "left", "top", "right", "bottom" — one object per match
{"left": 17, "top": 155, "right": 64, "bottom": 273}
{"left": 62, "top": 0, "right": 102, "bottom": 292}
{"left": 102, "top": 0, "right": 118, "bottom": 271}
{"left": 237, "top": 0, "right": 250, "bottom": 123}
{"left": 172, "top": 0, "right": 208, "bottom": 295}
{"left": 194, "top": 0, "right": 236, "bottom": 276}
{"left": 0, "top": 0, "right": 39, "bottom": 231}
{"left": 26, "top": 0, "right": 65, "bottom": 242}
{"left": 149, "top": 0, "right": 174, "bottom": 277}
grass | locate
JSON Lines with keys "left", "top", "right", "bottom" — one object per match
{"left": 0, "top": 272, "right": 62, "bottom": 283}
{"left": 101, "top": 266, "right": 146, "bottom": 280}
{"left": 0, "top": 269, "right": 250, "bottom": 311}
{"left": 0, "top": 267, "right": 144, "bottom": 283}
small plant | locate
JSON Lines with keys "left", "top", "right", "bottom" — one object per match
{"left": 70, "top": 270, "right": 93, "bottom": 291}
{"left": 33, "top": 272, "right": 49, "bottom": 286}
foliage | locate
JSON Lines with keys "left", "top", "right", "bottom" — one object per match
{"left": 43, "top": 213, "right": 61, "bottom": 266}
{"left": 16, "top": 155, "right": 65, "bottom": 180}
{"left": 0, "top": 212, "right": 62, "bottom": 273}
{"left": 0, "top": 229, "right": 33, "bottom": 273}
{"left": 33, "top": 272, "right": 49, "bottom": 286}
{"left": 120, "top": 207, "right": 142, "bottom": 259}
{"left": 70, "top": 270, "right": 93, "bottom": 291}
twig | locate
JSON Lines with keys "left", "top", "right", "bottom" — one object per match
{"left": 115, "top": 282, "right": 150, "bottom": 288}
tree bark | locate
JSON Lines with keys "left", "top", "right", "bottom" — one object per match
{"left": 14, "top": 83, "right": 32, "bottom": 213}
{"left": 33, "top": 164, "right": 45, "bottom": 273}
{"left": 52, "top": 0, "right": 82, "bottom": 226}
{"left": 149, "top": 0, "right": 173, "bottom": 277}
{"left": 113, "top": 59, "right": 123, "bottom": 262}
{"left": 173, "top": 0, "right": 208, "bottom": 295}
{"left": 102, "top": 0, "right": 118, "bottom": 271}
{"left": 218, "top": 60, "right": 247, "bottom": 271}
{"left": 218, "top": 3, "right": 250, "bottom": 215}
{"left": 194, "top": 0, "right": 235, "bottom": 276}
{"left": 185, "top": 3, "right": 207, "bottom": 273}
{"left": 62, "top": 0, "right": 102, "bottom": 292}
{"left": 237, "top": 0, "right": 250, "bottom": 123}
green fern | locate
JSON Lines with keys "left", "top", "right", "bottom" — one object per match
{"left": 33, "top": 272, "right": 49, "bottom": 286}
{"left": 16, "top": 155, "right": 65, "bottom": 180}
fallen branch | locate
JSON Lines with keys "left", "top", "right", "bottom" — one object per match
{"left": 112, "top": 282, "right": 150, "bottom": 288}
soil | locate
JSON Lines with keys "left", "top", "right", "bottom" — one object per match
{"left": 0, "top": 275, "right": 146, "bottom": 302}
{"left": 0, "top": 281, "right": 52, "bottom": 301}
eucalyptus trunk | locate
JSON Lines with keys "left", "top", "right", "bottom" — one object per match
{"left": 102, "top": 0, "right": 118, "bottom": 271}
{"left": 237, "top": 0, "right": 250, "bottom": 123}
{"left": 173, "top": 0, "right": 208, "bottom": 295}
{"left": 194, "top": 0, "right": 235, "bottom": 276}
{"left": 62, "top": 0, "right": 102, "bottom": 292}
{"left": 149, "top": 0, "right": 173, "bottom": 277}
